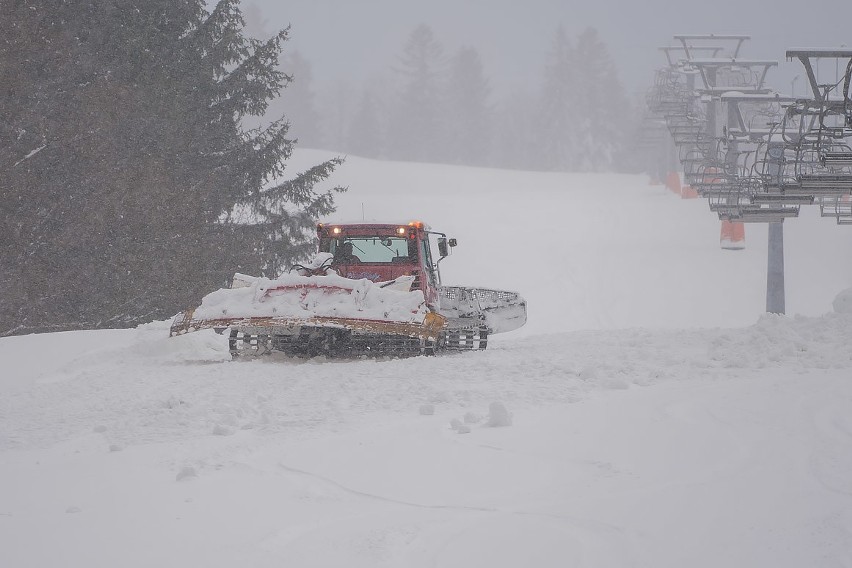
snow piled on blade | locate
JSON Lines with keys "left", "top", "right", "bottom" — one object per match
{"left": 192, "top": 271, "right": 428, "bottom": 323}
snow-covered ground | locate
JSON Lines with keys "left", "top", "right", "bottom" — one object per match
{"left": 2, "top": 151, "right": 852, "bottom": 567}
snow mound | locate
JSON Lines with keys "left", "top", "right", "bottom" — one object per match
{"left": 130, "top": 325, "right": 231, "bottom": 365}
{"left": 832, "top": 287, "right": 852, "bottom": 313}
{"left": 487, "top": 402, "right": 513, "bottom": 427}
{"left": 176, "top": 466, "right": 198, "bottom": 482}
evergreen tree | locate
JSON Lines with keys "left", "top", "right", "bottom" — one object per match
{"left": 346, "top": 87, "right": 386, "bottom": 158}
{"left": 0, "top": 0, "right": 343, "bottom": 335}
{"left": 388, "top": 24, "right": 446, "bottom": 162}
{"left": 572, "top": 27, "right": 630, "bottom": 172}
{"left": 493, "top": 90, "right": 538, "bottom": 170}
{"left": 534, "top": 25, "right": 578, "bottom": 171}
{"left": 530, "top": 26, "right": 630, "bottom": 173}
{"left": 445, "top": 46, "right": 493, "bottom": 166}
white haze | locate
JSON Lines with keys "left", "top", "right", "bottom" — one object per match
{"left": 251, "top": 0, "right": 851, "bottom": 98}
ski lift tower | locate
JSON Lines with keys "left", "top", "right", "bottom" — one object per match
{"left": 673, "top": 35, "right": 777, "bottom": 180}
{"left": 649, "top": 39, "right": 852, "bottom": 316}
{"left": 661, "top": 35, "right": 793, "bottom": 313}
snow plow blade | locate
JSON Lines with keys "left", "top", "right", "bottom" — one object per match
{"left": 169, "top": 309, "right": 446, "bottom": 340}
{"left": 169, "top": 309, "right": 447, "bottom": 358}
{"left": 168, "top": 268, "right": 449, "bottom": 357}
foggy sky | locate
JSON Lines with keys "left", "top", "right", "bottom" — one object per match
{"left": 249, "top": 0, "right": 850, "bottom": 100}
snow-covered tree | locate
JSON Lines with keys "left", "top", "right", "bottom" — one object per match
{"left": 0, "top": 0, "right": 343, "bottom": 335}
{"left": 571, "top": 27, "right": 630, "bottom": 172}
{"left": 530, "top": 25, "right": 630, "bottom": 172}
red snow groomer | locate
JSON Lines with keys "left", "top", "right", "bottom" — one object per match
{"left": 170, "top": 221, "right": 526, "bottom": 358}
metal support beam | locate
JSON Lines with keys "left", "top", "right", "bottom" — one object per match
{"left": 785, "top": 50, "right": 852, "bottom": 101}
{"left": 766, "top": 145, "right": 785, "bottom": 314}
{"left": 766, "top": 222, "right": 785, "bottom": 314}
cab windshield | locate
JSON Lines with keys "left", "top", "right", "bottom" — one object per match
{"left": 327, "top": 237, "right": 416, "bottom": 263}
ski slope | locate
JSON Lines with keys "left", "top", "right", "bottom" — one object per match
{"left": 2, "top": 151, "right": 852, "bottom": 568}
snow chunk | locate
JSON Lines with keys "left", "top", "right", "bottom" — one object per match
{"left": 419, "top": 404, "right": 435, "bottom": 416}
{"left": 450, "top": 418, "right": 471, "bottom": 434}
{"left": 66, "top": 506, "right": 82, "bottom": 514}
{"left": 486, "top": 402, "right": 513, "bottom": 427}
{"left": 212, "top": 424, "right": 235, "bottom": 436}
{"left": 463, "top": 411, "right": 482, "bottom": 424}
{"left": 176, "top": 466, "right": 198, "bottom": 481}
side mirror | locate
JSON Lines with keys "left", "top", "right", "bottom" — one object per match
{"left": 437, "top": 237, "right": 449, "bottom": 258}
{"left": 448, "top": 238, "right": 457, "bottom": 247}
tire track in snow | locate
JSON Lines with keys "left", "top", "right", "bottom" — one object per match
{"left": 278, "top": 460, "right": 626, "bottom": 528}
{"left": 277, "top": 460, "right": 632, "bottom": 567}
